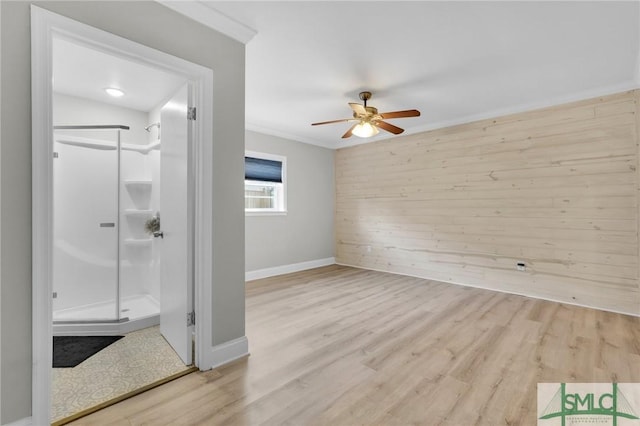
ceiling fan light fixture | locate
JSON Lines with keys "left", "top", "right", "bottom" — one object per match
{"left": 311, "top": 91, "right": 419, "bottom": 139}
{"left": 352, "top": 121, "right": 379, "bottom": 138}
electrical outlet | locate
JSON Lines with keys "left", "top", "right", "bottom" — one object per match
{"left": 516, "top": 262, "right": 526, "bottom": 271}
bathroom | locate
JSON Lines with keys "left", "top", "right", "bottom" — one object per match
{"left": 46, "top": 28, "right": 202, "bottom": 421}
{"left": 50, "top": 36, "right": 191, "bottom": 340}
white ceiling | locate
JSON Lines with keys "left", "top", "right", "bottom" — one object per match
{"left": 202, "top": 1, "right": 640, "bottom": 149}
{"left": 52, "top": 2, "right": 640, "bottom": 148}
{"left": 53, "top": 37, "right": 187, "bottom": 112}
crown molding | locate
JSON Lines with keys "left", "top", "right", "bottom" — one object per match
{"left": 337, "top": 82, "right": 640, "bottom": 150}
{"left": 156, "top": 1, "right": 256, "bottom": 44}
{"left": 246, "top": 122, "right": 336, "bottom": 150}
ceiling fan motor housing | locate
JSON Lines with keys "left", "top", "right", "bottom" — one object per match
{"left": 352, "top": 106, "right": 379, "bottom": 120}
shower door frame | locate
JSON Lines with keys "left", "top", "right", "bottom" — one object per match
{"left": 52, "top": 125, "right": 128, "bottom": 325}
{"left": 31, "top": 6, "right": 216, "bottom": 425}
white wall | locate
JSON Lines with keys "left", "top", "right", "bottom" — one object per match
{"left": 53, "top": 93, "right": 148, "bottom": 145}
{"left": 245, "top": 131, "right": 335, "bottom": 274}
{"left": 1, "top": 2, "right": 246, "bottom": 423}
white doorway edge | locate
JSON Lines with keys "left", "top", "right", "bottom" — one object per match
{"left": 31, "top": 6, "right": 217, "bottom": 424}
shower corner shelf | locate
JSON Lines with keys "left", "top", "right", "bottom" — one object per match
{"left": 124, "top": 238, "right": 153, "bottom": 247}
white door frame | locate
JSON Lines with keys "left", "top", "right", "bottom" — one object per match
{"left": 31, "top": 6, "right": 214, "bottom": 424}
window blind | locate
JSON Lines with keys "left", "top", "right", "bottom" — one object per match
{"left": 245, "top": 156, "right": 282, "bottom": 183}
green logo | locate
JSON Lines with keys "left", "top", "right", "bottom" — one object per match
{"left": 539, "top": 383, "right": 639, "bottom": 426}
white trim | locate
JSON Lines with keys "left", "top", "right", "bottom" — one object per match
{"left": 636, "top": 2, "right": 640, "bottom": 86}
{"left": 335, "top": 262, "right": 640, "bottom": 318}
{"left": 2, "top": 417, "right": 33, "bottom": 426}
{"left": 338, "top": 82, "right": 640, "bottom": 149}
{"left": 245, "top": 150, "right": 285, "bottom": 164}
{"left": 156, "top": 1, "right": 256, "bottom": 45}
{"left": 31, "top": 6, "right": 216, "bottom": 424}
{"left": 245, "top": 211, "right": 287, "bottom": 217}
{"left": 246, "top": 257, "right": 336, "bottom": 282}
{"left": 191, "top": 62, "right": 215, "bottom": 371}
{"left": 0, "top": 1, "right": 3, "bottom": 421}
{"left": 249, "top": 87, "right": 640, "bottom": 152}
{"left": 246, "top": 122, "right": 335, "bottom": 149}
{"left": 250, "top": 83, "right": 640, "bottom": 151}
{"left": 208, "top": 336, "right": 249, "bottom": 370}
{"left": 30, "top": 8, "right": 54, "bottom": 424}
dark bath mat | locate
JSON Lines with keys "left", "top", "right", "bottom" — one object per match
{"left": 53, "top": 335, "right": 124, "bottom": 368}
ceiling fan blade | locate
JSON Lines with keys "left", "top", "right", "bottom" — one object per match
{"left": 311, "top": 118, "right": 353, "bottom": 126}
{"left": 342, "top": 124, "right": 357, "bottom": 139}
{"left": 379, "top": 109, "right": 421, "bottom": 119}
{"left": 376, "top": 120, "right": 404, "bottom": 135}
{"left": 349, "top": 102, "right": 367, "bottom": 116}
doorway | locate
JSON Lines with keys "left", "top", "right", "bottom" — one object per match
{"left": 32, "top": 6, "right": 214, "bottom": 425}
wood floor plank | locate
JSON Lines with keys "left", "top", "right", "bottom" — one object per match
{"left": 70, "top": 266, "right": 640, "bottom": 425}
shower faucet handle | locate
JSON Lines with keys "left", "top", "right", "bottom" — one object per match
{"left": 153, "top": 231, "right": 164, "bottom": 239}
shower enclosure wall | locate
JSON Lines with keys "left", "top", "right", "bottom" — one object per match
{"left": 52, "top": 126, "right": 161, "bottom": 336}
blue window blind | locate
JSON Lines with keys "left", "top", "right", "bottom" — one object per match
{"left": 245, "top": 157, "right": 282, "bottom": 183}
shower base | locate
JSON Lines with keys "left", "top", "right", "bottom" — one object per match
{"left": 53, "top": 294, "right": 159, "bottom": 336}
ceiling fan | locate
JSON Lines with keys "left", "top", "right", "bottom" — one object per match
{"left": 311, "top": 91, "right": 420, "bottom": 139}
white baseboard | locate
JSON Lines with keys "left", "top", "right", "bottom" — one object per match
{"left": 336, "top": 262, "right": 640, "bottom": 318}
{"left": 207, "top": 336, "right": 249, "bottom": 370}
{"left": 246, "top": 257, "right": 335, "bottom": 281}
{"left": 3, "top": 417, "right": 32, "bottom": 426}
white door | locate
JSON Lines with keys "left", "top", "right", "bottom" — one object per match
{"left": 159, "top": 84, "right": 193, "bottom": 365}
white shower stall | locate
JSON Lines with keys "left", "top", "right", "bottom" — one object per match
{"left": 52, "top": 125, "right": 162, "bottom": 335}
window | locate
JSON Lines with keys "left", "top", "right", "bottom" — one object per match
{"left": 245, "top": 151, "right": 286, "bottom": 214}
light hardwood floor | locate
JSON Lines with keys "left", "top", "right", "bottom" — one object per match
{"left": 71, "top": 265, "right": 640, "bottom": 425}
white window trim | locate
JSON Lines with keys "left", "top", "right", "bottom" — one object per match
{"left": 245, "top": 150, "right": 287, "bottom": 215}
{"left": 245, "top": 211, "right": 288, "bottom": 217}
{"left": 245, "top": 179, "right": 285, "bottom": 213}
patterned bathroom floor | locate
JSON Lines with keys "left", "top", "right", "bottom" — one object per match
{"left": 52, "top": 325, "right": 192, "bottom": 423}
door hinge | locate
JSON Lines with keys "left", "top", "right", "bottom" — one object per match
{"left": 53, "top": 152, "right": 59, "bottom": 158}
{"left": 187, "top": 107, "right": 196, "bottom": 121}
{"left": 187, "top": 311, "right": 195, "bottom": 326}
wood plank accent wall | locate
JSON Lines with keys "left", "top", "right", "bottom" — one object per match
{"left": 335, "top": 90, "right": 640, "bottom": 315}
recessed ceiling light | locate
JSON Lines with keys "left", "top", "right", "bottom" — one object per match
{"left": 104, "top": 87, "right": 124, "bottom": 98}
